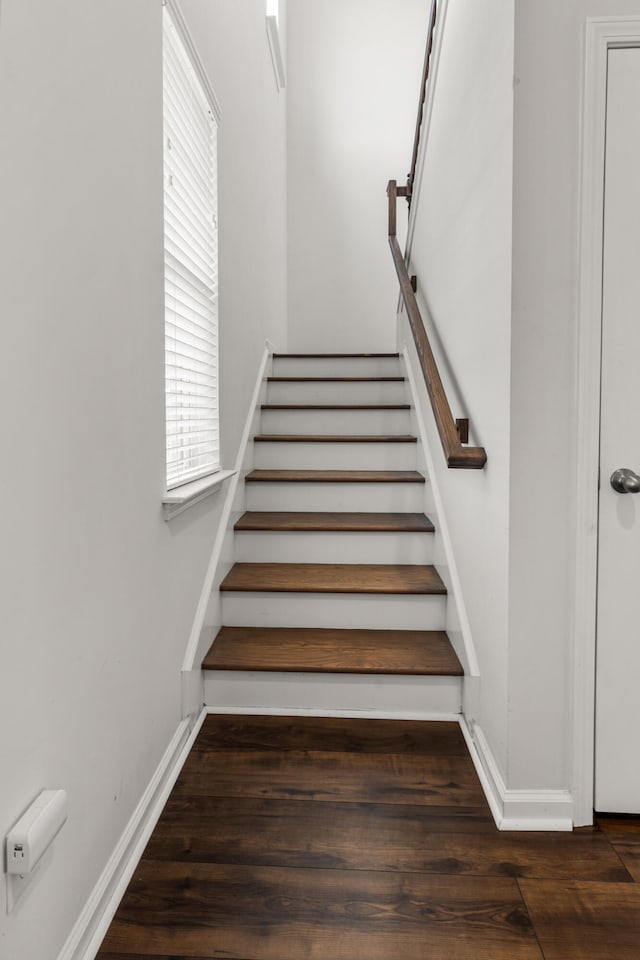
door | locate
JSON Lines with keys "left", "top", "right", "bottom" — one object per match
{"left": 595, "top": 46, "right": 640, "bottom": 814}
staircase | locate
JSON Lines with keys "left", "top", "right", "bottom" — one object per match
{"left": 202, "top": 353, "right": 463, "bottom": 718}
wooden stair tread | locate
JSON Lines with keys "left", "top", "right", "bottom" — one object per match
{"left": 245, "top": 469, "right": 426, "bottom": 483}
{"left": 261, "top": 404, "right": 411, "bottom": 410}
{"left": 234, "top": 511, "right": 435, "bottom": 533}
{"left": 254, "top": 434, "right": 417, "bottom": 443}
{"left": 273, "top": 353, "right": 400, "bottom": 359}
{"left": 203, "top": 627, "right": 463, "bottom": 676}
{"left": 220, "top": 563, "right": 446, "bottom": 595}
{"left": 267, "top": 376, "right": 404, "bottom": 383}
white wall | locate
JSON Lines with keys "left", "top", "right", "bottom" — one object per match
{"left": 409, "top": 0, "right": 640, "bottom": 805}
{"left": 405, "top": 0, "right": 515, "bottom": 779}
{"left": 287, "top": 0, "right": 425, "bottom": 352}
{"left": 508, "top": 0, "right": 640, "bottom": 792}
{"left": 0, "top": 1, "right": 286, "bottom": 957}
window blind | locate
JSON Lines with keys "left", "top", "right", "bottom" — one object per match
{"left": 163, "top": 8, "right": 219, "bottom": 489}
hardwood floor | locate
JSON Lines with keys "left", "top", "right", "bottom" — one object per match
{"left": 97, "top": 716, "right": 640, "bottom": 960}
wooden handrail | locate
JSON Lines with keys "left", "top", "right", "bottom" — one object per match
{"left": 387, "top": 180, "right": 487, "bottom": 469}
{"left": 407, "top": 0, "right": 437, "bottom": 203}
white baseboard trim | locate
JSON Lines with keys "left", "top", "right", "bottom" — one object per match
{"left": 206, "top": 705, "right": 461, "bottom": 721}
{"left": 460, "top": 718, "right": 574, "bottom": 831}
{"left": 57, "top": 708, "right": 207, "bottom": 960}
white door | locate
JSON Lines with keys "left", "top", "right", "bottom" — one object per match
{"left": 595, "top": 46, "right": 640, "bottom": 814}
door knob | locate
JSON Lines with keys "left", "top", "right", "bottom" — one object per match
{"left": 610, "top": 468, "right": 640, "bottom": 494}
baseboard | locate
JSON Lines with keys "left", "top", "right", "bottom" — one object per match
{"left": 57, "top": 708, "right": 207, "bottom": 960}
{"left": 460, "top": 718, "right": 574, "bottom": 831}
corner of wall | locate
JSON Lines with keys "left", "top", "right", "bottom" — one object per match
{"left": 460, "top": 718, "right": 574, "bottom": 832}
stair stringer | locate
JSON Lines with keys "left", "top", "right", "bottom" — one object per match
{"left": 400, "top": 345, "right": 480, "bottom": 685}
{"left": 180, "top": 343, "right": 274, "bottom": 718}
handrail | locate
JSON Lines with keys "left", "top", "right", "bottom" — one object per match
{"left": 387, "top": 180, "right": 487, "bottom": 469}
{"left": 407, "top": 0, "right": 437, "bottom": 203}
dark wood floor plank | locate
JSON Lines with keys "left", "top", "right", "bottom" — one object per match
{"left": 234, "top": 511, "right": 434, "bottom": 532}
{"left": 245, "top": 468, "right": 425, "bottom": 483}
{"left": 219, "top": 562, "right": 446, "bottom": 595}
{"left": 596, "top": 815, "right": 640, "bottom": 837}
{"left": 100, "top": 861, "right": 543, "bottom": 960}
{"left": 202, "top": 626, "right": 462, "bottom": 675}
{"left": 98, "top": 956, "right": 201, "bottom": 960}
{"left": 144, "top": 798, "right": 496, "bottom": 865}
{"left": 173, "top": 748, "right": 486, "bottom": 807}
{"left": 611, "top": 844, "right": 640, "bottom": 882}
{"left": 144, "top": 795, "right": 627, "bottom": 881}
{"left": 519, "top": 879, "right": 640, "bottom": 959}
{"left": 192, "top": 715, "right": 469, "bottom": 756}
{"left": 596, "top": 817, "right": 640, "bottom": 880}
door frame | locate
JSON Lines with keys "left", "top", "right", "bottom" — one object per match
{"left": 574, "top": 17, "right": 640, "bottom": 827}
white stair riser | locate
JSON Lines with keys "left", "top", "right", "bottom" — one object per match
{"left": 234, "top": 530, "right": 433, "bottom": 564}
{"left": 261, "top": 408, "right": 411, "bottom": 435}
{"left": 204, "top": 672, "right": 462, "bottom": 717}
{"left": 267, "top": 381, "right": 407, "bottom": 405}
{"left": 254, "top": 441, "right": 417, "bottom": 471}
{"left": 272, "top": 358, "right": 402, "bottom": 378}
{"left": 221, "top": 592, "right": 446, "bottom": 631}
{"left": 246, "top": 481, "right": 428, "bottom": 513}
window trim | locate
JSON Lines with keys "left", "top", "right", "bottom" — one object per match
{"left": 164, "top": 0, "right": 222, "bottom": 126}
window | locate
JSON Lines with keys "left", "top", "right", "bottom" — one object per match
{"left": 163, "top": 6, "right": 219, "bottom": 490}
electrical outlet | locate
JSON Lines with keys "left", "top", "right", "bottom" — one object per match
{"left": 9, "top": 842, "right": 25, "bottom": 869}
{"left": 6, "top": 789, "right": 67, "bottom": 876}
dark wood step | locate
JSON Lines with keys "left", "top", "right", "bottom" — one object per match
{"left": 219, "top": 563, "right": 446, "bottom": 595}
{"left": 254, "top": 434, "right": 417, "bottom": 443}
{"left": 273, "top": 353, "right": 401, "bottom": 359}
{"left": 246, "top": 469, "right": 426, "bottom": 483}
{"left": 267, "top": 376, "right": 404, "bottom": 383}
{"left": 203, "top": 627, "right": 463, "bottom": 676}
{"left": 261, "top": 404, "right": 411, "bottom": 410}
{"left": 234, "top": 511, "right": 435, "bottom": 533}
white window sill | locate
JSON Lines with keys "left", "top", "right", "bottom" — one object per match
{"left": 162, "top": 469, "right": 236, "bottom": 520}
